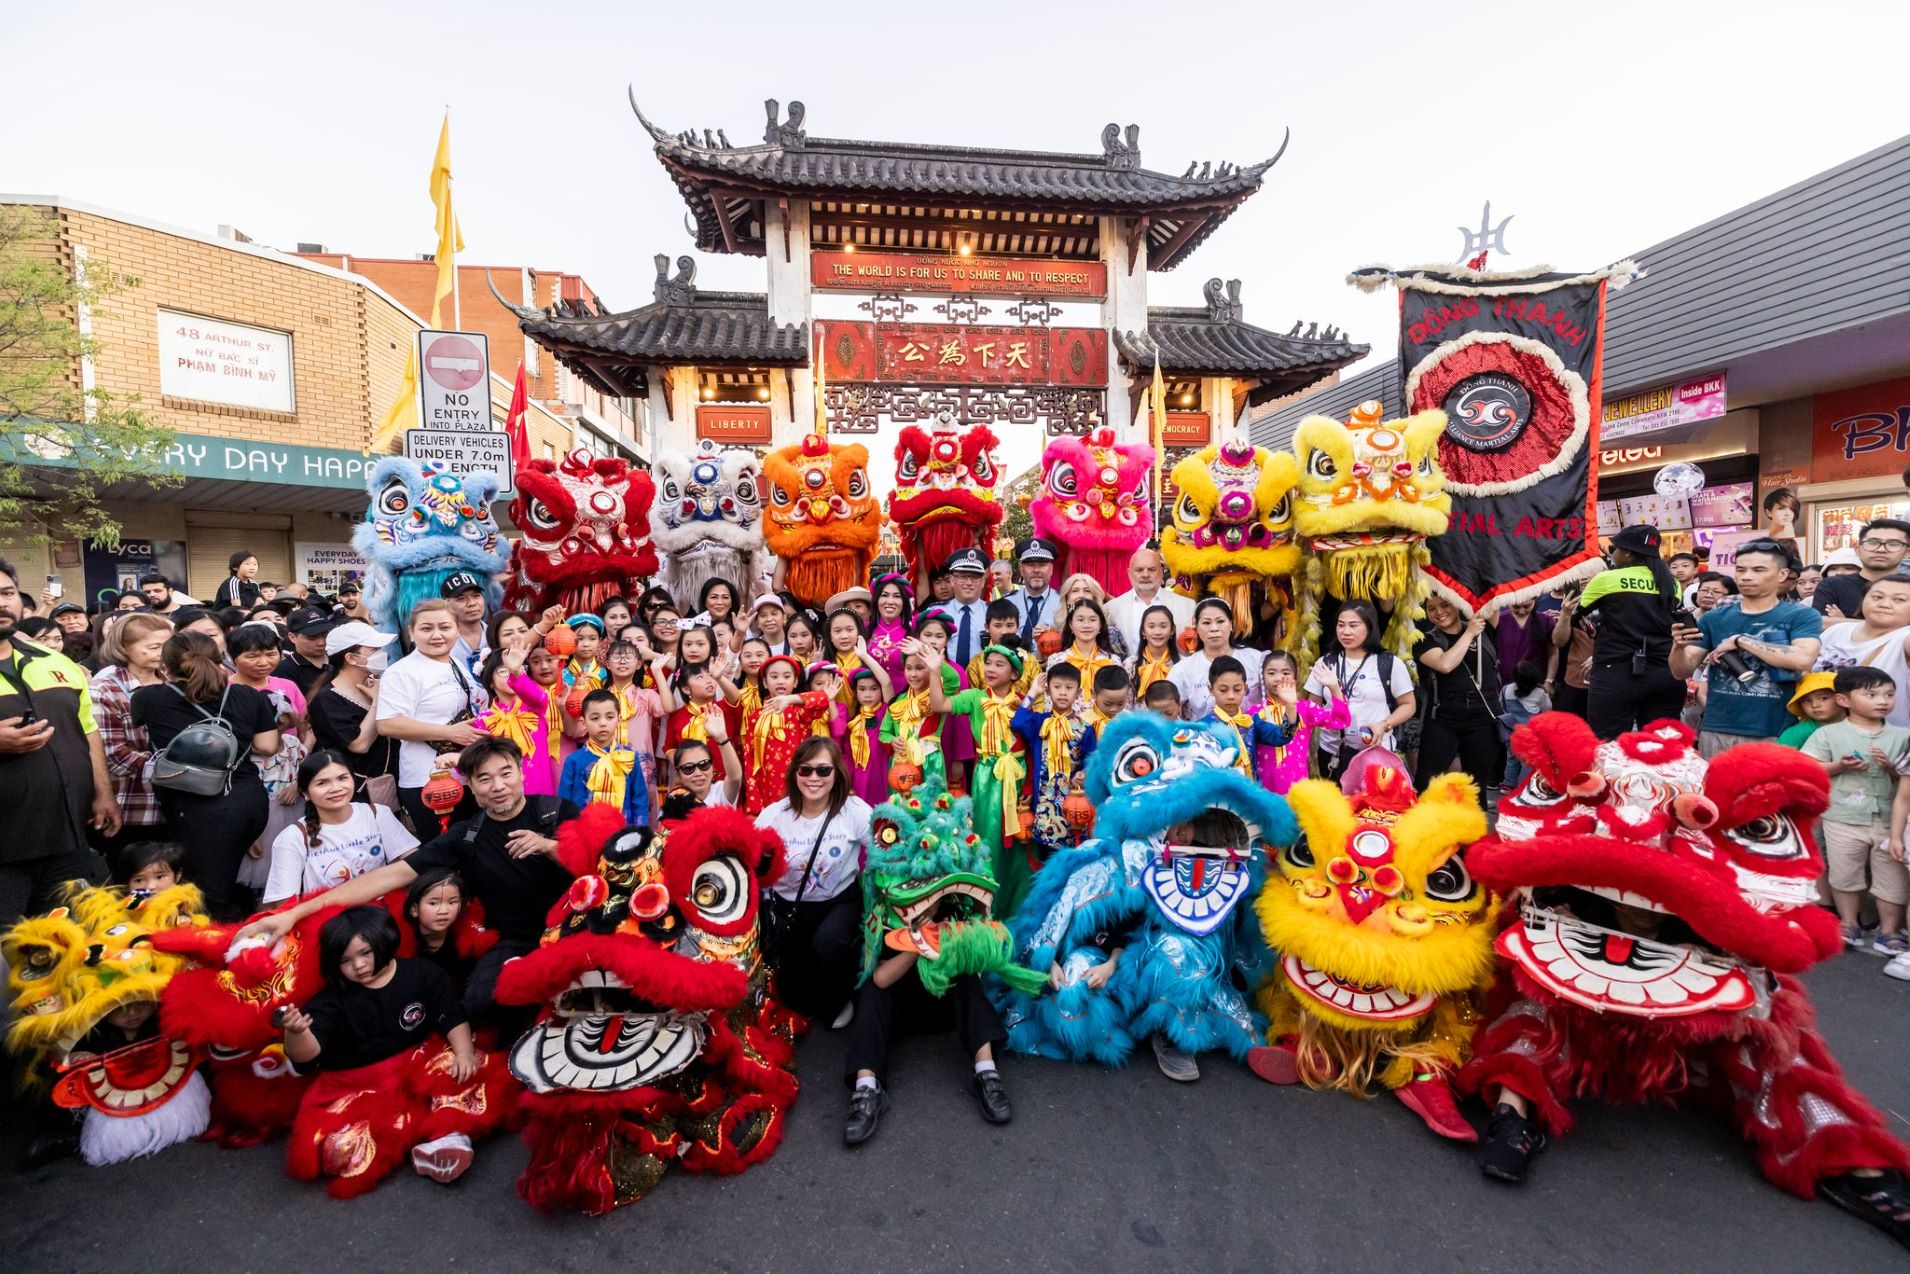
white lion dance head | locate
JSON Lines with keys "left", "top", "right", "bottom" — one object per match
{"left": 653, "top": 439, "right": 768, "bottom": 607}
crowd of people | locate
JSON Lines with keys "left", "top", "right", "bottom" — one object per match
{"left": 3, "top": 511, "right": 1908, "bottom": 1179}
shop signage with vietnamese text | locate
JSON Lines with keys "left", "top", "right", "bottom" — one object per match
{"left": 811, "top": 251, "right": 1106, "bottom": 299}
{"left": 696, "top": 404, "right": 774, "bottom": 445}
{"left": 1602, "top": 373, "right": 1726, "bottom": 441}
{"left": 157, "top": 309, "right": 295, "bottom": 413}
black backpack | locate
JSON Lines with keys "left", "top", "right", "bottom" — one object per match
{"left": 151, "top": 685, "right": 243, "bottom": 797}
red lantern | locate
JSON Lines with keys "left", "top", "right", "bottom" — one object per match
{"left": 1178, "top": 625, "right": 1200, "bottom": 655}
{"left": 421, "top": 766, "right": 464, "bottom": 834}
{"left": 1062, "top": 776, "right": 1095, "bottom": 834}
{"left": 888, "top": 758, "right": 923, "bottom": 795}
{"left": 543, "top": 626, "right": 577, "bottom": 659}
{"left": 564, "top": 684, "right": 590, "bottom": 720}
{"left": 1034, "top": 626, "right": 1063, "bottom": 658}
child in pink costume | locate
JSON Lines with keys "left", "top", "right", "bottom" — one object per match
{"left": 1252, "top": 650, "right": 1348, "bottom": 795}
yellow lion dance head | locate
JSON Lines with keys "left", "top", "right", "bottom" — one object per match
{"left": 1292, "top": 400, "right": 1451, "bottom": 604}
{"left": 4, "top": 883, "right": 205, "bottom": 1064}
{"left": 1254, "top": 767, "right": 1495, "bottom": 1094}
{"left": 1160, "top": 441, "right": 1298, "bottom": 636}
{"left": 762, "top": 433, "right": 884, "bottom": 608}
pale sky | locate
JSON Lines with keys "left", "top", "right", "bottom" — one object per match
{"left": 7, "top": 0, "right": 1906, "bottom": 417}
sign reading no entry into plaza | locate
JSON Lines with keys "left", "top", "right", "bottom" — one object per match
{"left": 416, "top": 330, "right": 492, "bottom": 431}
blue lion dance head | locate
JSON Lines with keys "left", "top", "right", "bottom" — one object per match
{"left": 1086, "top": 715, "right": 1297, "bottom": 937}
{"left": 351, "top": 457, "right": 508, "bottom": 635}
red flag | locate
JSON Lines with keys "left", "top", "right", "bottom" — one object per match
{"left": 505, "top": 360, "right": 530, "bottom": 461}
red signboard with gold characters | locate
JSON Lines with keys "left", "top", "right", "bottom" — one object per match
{"left": 1162, "top": 412, "right": 1211, "bottom": 446}
{"left": 819, "top": 322, "right": 1107, "bottom": 388}
{"left": 811, "top": 251, "right": 1107, "bottom": 299}
{"left": 695, "top": 404, "right": 774, "bottom": 445}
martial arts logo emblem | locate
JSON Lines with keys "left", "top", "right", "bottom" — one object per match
{"left": 1444, "top": 373, "right": 1531, "bottom": 452}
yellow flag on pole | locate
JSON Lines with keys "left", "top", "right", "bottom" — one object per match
{"left": 813, "top": 320, "right": 827, "bottom": 438}
{"left": 371, "top": 114, "right": 462, "bottom": 453}
{"left": 429, "top": 111, "right": 464, "bottom": 329}
{"left": 1150, "top": 361, "right": 1167, "bottom": 526}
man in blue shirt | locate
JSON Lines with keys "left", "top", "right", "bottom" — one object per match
{"left": 1003, "top": 537, "right": 1062, "bottom": 643}
{"left": 1672, "top": 538, "right": 1822, "bottom": 757}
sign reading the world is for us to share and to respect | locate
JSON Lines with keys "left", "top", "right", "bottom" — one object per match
{"left": 416, "top": 330, "right": 493, "bottom": 430}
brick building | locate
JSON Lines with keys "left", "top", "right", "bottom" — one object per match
{"left": 0, "top": 197, "right": 609, "bottom": 605}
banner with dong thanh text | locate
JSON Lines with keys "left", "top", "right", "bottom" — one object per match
{"left": 1350, "top": 261, "right": 1639, "bottom": 612}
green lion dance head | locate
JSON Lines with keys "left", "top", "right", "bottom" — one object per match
{"left": 861, "top": 780, "right": 1048, "bottom": 997}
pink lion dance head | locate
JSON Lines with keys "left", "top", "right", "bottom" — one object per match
{"left": 1028, "top": 427, "right": 1156, "bottom": 596}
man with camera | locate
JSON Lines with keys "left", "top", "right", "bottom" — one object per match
{"left": 1672, "top": 538, "right": 1822, "bottom": 757}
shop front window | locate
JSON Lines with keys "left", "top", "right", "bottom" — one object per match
{"left": 1816, "top": 500, "right": 1910, "bottom": 556}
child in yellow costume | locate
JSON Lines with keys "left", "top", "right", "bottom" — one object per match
{"left": 1247, "top": 764, "right": 1496, "bottom": 1141}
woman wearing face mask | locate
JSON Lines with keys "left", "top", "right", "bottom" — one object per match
{"left": 755, "top": 737, "right": 871, "bottom": 1027}
{"left": 376, "top": 601, "right": 486, "bottom": 834}
{"left": 1166, "top": 598, "right": 1266, "bottom": 721}
{"left": 308, "top": 620, "right": 399, "bottom": 782}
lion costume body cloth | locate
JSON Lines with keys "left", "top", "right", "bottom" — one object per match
{"left": 1291, "top": 401, "right": 1451, "bottom": 669}
{"left": 1459, "top": 714, "right": 1910, "bottom": 1197}
{"left": 998, "top": 717, "right": 1295, "bottom": 1066}
{"left": 887, "top": 419, "right": 1004, "bottom": 596}
{"left": 353, "top": 457, "right": 509, "bottom": 637}
{"left": 1028, "top": 427, "right": 1155, "bottom": 597}
{"left": 505, "top": 448, "right": 658, "bottom": 615}
{"left": 494, "top": 803, "right": 800, "bottom": 1215}
{"left": 1160, "top": 440, "right": 1299, "bottom": 641}
{"left": 1253, "top": 766, "right": 1495, "bottom": 1134}
{"left": 763, "top": 433, "right": 883, "bottom": 608}
{"left": 4, "top": 884, "right": 212, "bottom": 1166}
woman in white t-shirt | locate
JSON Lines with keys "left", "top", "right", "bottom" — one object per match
{"left": 1167, "top": 598, "right": 1267, "bottom": 721}
{"left": 1304, "top": 600, "right": 1417, "bottom": 781}
{"left": 375, "top": 600, "right": 488, "bottom": 834}
{"left": 755, "top": 736, "right": 871, "bottom": 1025}
{"left": 1814, "top": 577, "right": 1910, "bottom": 728}
{"left": 263, "top": 751, "right": 419, "bottom": 904}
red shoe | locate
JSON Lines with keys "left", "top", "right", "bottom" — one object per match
{"left": 1246, "top": 1040, "right": 1301, "bottom": 1086}
{"left": 1395, "top": 1073, "right": 1477, "bottom": 1142}
{"left": 411, "top": 1132, "right": 474, "bottom": 1183}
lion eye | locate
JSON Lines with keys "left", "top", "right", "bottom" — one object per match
{"left": 688, "top": 856, "right": 749, "bottom": 925}
{"left": 847, "top": 469, "right": 869, "bottom": 500}
{"left": 376, "top": 478, "right": 411, "bottom": 518}
{"left": 1306, "top": 450, "right": 1336, "bottom": 480}
{"left": 525, "top": 499, "right": 561, "bottom": 532}
{"left": 1424, "top": 856, "right": 1476, "bottom": 902}
{"left": 1268, "top": 492, "right": 1292, "bottom": 523}
{"left": 1177, "top": 494, "right": 1199, "bottom": 523}
{"left": 1111, "top": 739, "right": 1158, "bottom": 784}
{"left": 1048, "top": 462, "right": 1079, "bottom": 498}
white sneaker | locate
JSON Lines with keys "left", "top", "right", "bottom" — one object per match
{"left": 830, "top": 1001, "right": 856, "bottom": 1030}
{"left": 1884, "top": 953, "right": 1910, "bottom": 982}
{"left": 411, "top": 1132, "right": 474, "bottom": 1183}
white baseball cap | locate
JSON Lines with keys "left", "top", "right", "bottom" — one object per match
{"left": 325, "top": 620, "right": 397, "bottom": 656}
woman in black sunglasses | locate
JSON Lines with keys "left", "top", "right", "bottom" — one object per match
{"left": 665, "top": 737, "right": 741, "bottom": 811}
{"left": 755, "top": 736, "right": 870, "bottom": 1031}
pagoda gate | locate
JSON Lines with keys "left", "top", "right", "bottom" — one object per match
{"left": 509, "top": 96, "right": 1365, "bottom": 473}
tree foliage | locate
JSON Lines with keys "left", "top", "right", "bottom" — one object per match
{"left": 0, "top": 205, "right": 178, "bottom": 548}
{"left": 999, "top": 463, "right": 1038, "bottom": 553}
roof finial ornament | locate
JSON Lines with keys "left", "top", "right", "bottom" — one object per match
{"left": 1182, "top": 160, "right": 1198, "bottom": 179}
{"left": 764, "top": 99, "right": 807, "bottom": 150}
{"left": 1197, "top": 160, "right": 1212, "bottom": 182}
{"left": 654, "top": 253, "right": 697, "bottom": 305}
{"left": 1456, "top": 200, "right": 1513, "bottom": 268}
{"left": 1304, "top": 322, "right": 1319, "bottom": 340}
{"left": 1287, "top": 320, "right": 1303, "bottom": 337}
{"left": 1101, "top": 123, "right": 1140, "bottom": 170}
{"left": 1202, "top": 278, "right": 1242, "bottom": 324}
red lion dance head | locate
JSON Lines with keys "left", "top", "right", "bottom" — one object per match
{"left": 494, "top": 803, "right": 799, "bottom": 1215}
{"left": 762, "top": 433, "right": 883, "bottom": 608}
{"left": 1027, "top": 427, "right": 1155, "bottom": 596}
{"left": 886, "top": 415, "right": 1003, "bottom": 594}
{"left": 505, "top": 449, "right": 658, "bottom": 615}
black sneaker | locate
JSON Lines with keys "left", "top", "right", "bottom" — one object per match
{"left": 1478, "top": 1103, "right": 1545, "bottom": 1183}
{"left": 843, "top": 1083, "right": 888, "bottom": 1147}
{"left": 1819, "top": 1169, "right": 1910, "bottom": 1250}
{"left": 972, "top": 1069, "right": 1012, "bottom": 1124}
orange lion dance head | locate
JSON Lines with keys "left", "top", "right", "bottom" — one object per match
{"left": 762, "top": 433, "right": 884, "bottom": 607}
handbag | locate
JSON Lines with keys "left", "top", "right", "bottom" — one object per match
{"left": 759, "top": 816, "right": 830, "bottom": 965}
{"left": 431, "top": 657, "right": 479, "bottom": 756}
{"left": 361, "top": 733, "right": 400, "bottom": 811}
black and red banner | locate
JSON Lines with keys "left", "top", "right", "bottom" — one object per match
{"left": 1369, "top": 265, "right": 1628, "bottom": 611}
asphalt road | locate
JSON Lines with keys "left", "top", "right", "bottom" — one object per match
{"left": 6, "top": 955, "right": 1907, "bottom": 1272}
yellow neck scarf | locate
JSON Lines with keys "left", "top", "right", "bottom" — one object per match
{"left": 887, "top": 690, "right": 936, "bottom": 765}
{"left": 845, "top": 705, "right": 876, "bottom": 769}
{"left": 681, "top": 705, "right": 711, "bottom": 743}
{"left": 585, "top": 743, "right": 635, "bottom": 811}
{"left": 484, "top": 698, "right": 538, "bottom": 757}
{"left": 1136, "top": 651, "right": 1173, "bottom": 692}
{"left": 1040, "top": 712, "right": 1077, "bottom": 780}
{"left": 568, "top": 658, "right": 604, "bottom": 687}
{"left": 738, "top": 680, "right": 762, "bottom": 717}
{"left": 1213, "top": 712, "right": 1253, "bottom": 773}
{"left": 750, "top": 702, "right": 789, "bottom": 772}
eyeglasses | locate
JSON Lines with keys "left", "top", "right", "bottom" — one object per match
{"left": 1859, "top": 538, "right": 1908, "bottom": 551}
{"left": 676, "top": 758, "right": 714, "bottom": 774}
{"left": 653, "top": 618, "right": 679, "bottom": 629}
{"left": 795, "top": 764, "right": 836, "bottom": 778}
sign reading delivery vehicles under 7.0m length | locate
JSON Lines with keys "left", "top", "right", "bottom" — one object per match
{"left": 407, "top": 329, "right": 512, "bottom": 495}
